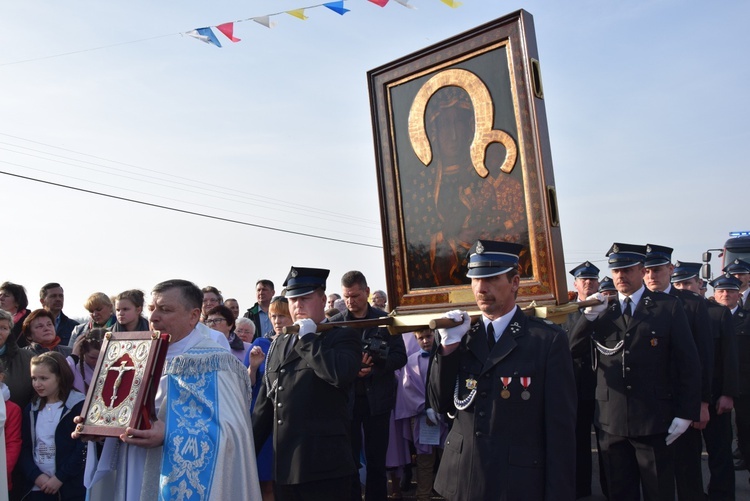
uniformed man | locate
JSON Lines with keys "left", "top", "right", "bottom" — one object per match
{"left": 711, "top": 273, "right": 750, "bottom": 487}
{"left": 569, "top": 242, "right": 701, "bottom": 501}
{"left": 598, "top": 276, "right": 617, "bottom": 297}
{"left": 673, "top": 262, "right": 739, "bottom": 499}
{"left": 428, "top": 240, "right": 577, "bottom": 501}
{"left": 252, "top": 267, "right": 362, "bottom": 500}
{"left": 563, "top": 261, "right": 602, "bottom": 499}
{"left": 642, "top": 244, "right": 714, "bottom": 501}
{"left": 723, "top": 258, "right": 750, "bottom": 310}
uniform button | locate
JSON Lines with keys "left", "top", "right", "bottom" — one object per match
{"left": 479, "top": 411, "right": 485, "bottom": 417}
{"left": 280, "top": 369, "right": 286, "bottom": 374}
{"left": 475, "top": 431, "right": 482, "bottom": 437}
{"left": 484, "top": 374, "right": 490, "bottom": 378}
{"left": 278, "top": 386, "right": 284, "bottom": 391}
{"left": 626, "top": 385, "right": 632, "bottom": 390}
{"left": 625, "top": 333, "right": 630, "bottom": 337}
{"left": 533, "top": 460, "right": 539, "bottom": 465}
{"left": 625, "top": 367, "right": 631, "bottom": 372}
{"left": 624, "top": 351, "right": 630, "bottom": 355}
{"left": 277, "top": 402, "right": 283, "bottom": 407}
{"left": 277, "top": 419, "right": 283, "bottom": 425}
{"left": 480, "top": 392, "right": 487, "bottom": 398}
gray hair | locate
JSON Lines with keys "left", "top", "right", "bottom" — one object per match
{"left": 235, "top": 317, "right": 256, "bottom": 335}
{"left": 152, "top": 280, "right": 203, "bottom": 311}
{"left": 0, "top": 309, "right": 13, "bottom": 329}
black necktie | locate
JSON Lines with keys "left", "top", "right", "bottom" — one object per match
{"left": 487, "top": 322, "right": 496, "bottom": 351}
{"left": 284, "top": 334, "right": 297, "bottom": 357}
{"left": 622, "top": 297, "right": 632, "bottom": 325}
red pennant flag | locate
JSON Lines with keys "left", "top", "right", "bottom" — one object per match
{"left": 368, "top": 0, "right": 389, "bottom": 6}
{"left": 216, "top": 22, "right": 241, "bottom": 42}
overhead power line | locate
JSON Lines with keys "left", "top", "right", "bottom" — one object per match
{"left": 0, "top": 169, "right": 383, "bottom": 249}
{"left": 0, "top": 132, "right": 379, "bottom": 227}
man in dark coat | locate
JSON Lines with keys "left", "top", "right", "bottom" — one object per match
{"left": 673, "top": 262, "right": 739, "bottom": 499}
{"left": 723, "top": 258, "right": 750, "bottom": 311}
{"left": 711, "top": 273, "right": 750, "bottom": 486}
{"left": 569, "top": 243, "right": 701, "bottom": 501}
{"left": 642, "top": 244, "right": 713, "bottom": 501}
{"left": 329, "top": 270, "right": 406, "bottom": 501}
{"left": 429, "top": 240, "right": 577, "bottom": 501}
{"left": 243, "top": 279, "right": 275, "bottom": 339}
{"left": 39, "top": 283, "right": 79, "bottom": 346}
{"left": 562, "top": 261, "right": 603, "bottom": 499}
{"left": 252, "top": 267, "right": 361, "bottom": 500}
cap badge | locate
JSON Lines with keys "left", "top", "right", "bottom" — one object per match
{"left": 291, "top": 269, "right": 298, "bottom": 278}
{"left": 612, "top": 244, "right": 619, "bottom": 253}
{"left": 675, "top": 261, "right": 682, "bottom": 267}
{"left": 646, "top": 245, "right": 652, "bottom": 252}
{"left": 476, "top": 242, "right": 485, "bottom": 254}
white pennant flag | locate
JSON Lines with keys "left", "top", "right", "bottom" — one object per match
{"left": 252, "top": 16, "right": 276, "bottom": 28}
{"left": 394, "top": 0, "right": 417, "bottom": 8}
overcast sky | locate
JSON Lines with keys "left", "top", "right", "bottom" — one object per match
{"left": 2, "top": 0, "right": 748, "bottom": 318}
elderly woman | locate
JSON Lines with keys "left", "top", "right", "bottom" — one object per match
{"left": 22, "top": 309, "right": 73, "bottom": 357}
{"left": 0, "top": 282, "right": 31, "bottom": 347}
{"left": 68, "top": 292, "right": 116, "bottom": 347}
{"left": 206, "top": 304, "right": 249, "bottom": 362}
{"left": 235, "top": 317, "right": 256, "bottom": 343}
{"left": 0, "top": 309, "right": 34, "bottom": 409}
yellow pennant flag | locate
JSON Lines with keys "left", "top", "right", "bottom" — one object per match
{"left": 286, "top": 9, "right": 308, "bottom": 20}
{"left": 440, "top": 0, "right": 462, "bottom": 7}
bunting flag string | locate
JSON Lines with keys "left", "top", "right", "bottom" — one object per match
{"left": 216, "top": 23, "right": 241, "bottom": 43}
{"left": 186, "top": 0, "right": 447, "bottom": 47}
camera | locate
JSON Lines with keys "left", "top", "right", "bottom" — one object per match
{"left": 362, "top": 336, "right": 389, "bottom": 363}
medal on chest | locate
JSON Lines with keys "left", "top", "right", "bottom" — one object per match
{"left": 520, "top": 376, "right": 532, "bottom": 400}
{"left": 500, "top": 377, "right": 512, "bottom": 399}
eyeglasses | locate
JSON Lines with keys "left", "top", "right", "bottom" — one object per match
{"left": 205, "top": 318, "right": 227, "bottom": 326}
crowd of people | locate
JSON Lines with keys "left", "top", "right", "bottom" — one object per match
{"left": 0, "top": 241, "right": 748, "bottom": 500}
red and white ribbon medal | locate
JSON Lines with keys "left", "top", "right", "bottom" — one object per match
{"left": 500, "top": 377, "right": 512, "bottom": 399}
{"left": 520, "top": 376, "right": 531, "bottom": 400}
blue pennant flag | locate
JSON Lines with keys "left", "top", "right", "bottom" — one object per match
{"left": 324, "top": 1, "right": 350, "bottom": 15}
{"left": 187, "top": 27, "right": 222, "bottom": 47}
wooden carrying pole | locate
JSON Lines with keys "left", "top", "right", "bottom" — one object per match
{"left": 283, "top": 298, "right": 608, "bottom": 335}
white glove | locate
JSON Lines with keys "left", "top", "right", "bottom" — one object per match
{"left": 438, "top": 310, "right": 471, "bottom": 346}
{"left": 665, "top": 417, "right": 691, "bottom": 445}
{"left": 425, "top": 408, "right": 438, "bottom": 426}
{"left": 582, "top": 292, "right": 608, "bottom": 321}
{"left": 294, "top": 318, "right": 317, "bottom": 338}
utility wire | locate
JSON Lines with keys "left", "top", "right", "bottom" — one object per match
{"left": 0, "top": 132, "right": 379, "bottom": 227}
{"left": 0, "top": 34, "right": 177, "bottom": 67}
{"left": 0, "top": 144, "right": 380, "bottom": 231}
{"left": 0, "top": 169, "right": 383, "bottom": 249}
